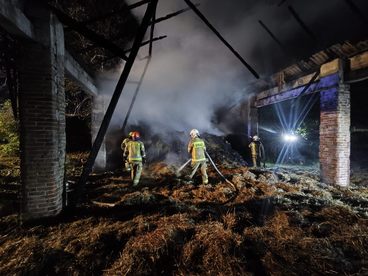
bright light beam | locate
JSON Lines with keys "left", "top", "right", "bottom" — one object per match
{"left": 282, "top": 133, "right": 298, "bottom": 142}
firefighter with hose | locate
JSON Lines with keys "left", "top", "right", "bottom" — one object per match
{"left": 187, "top": 129, "right": 208, "bottom": 184}
{"left": 123, "top": 131, "right": 146, "bottom": 186}
{"left": 175, "top": 130, "right": 237, "bottom": 193}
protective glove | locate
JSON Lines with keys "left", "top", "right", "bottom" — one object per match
{"left": 142, "top": 157, "right": 146, "bottom": 164}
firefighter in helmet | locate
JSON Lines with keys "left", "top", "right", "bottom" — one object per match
{"left": 248, "top": 135, "right": 265, "bottom": 168}
{"left": 187, "top": 129, "right": 208, "bottom": 184}
{"left": 123, "top": 131, "right": 146, "bottom": 186}
{"left": 121, "top": 132, "right": 133, "bottom": 172}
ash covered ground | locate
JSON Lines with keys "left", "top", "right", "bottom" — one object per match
{"left": 0, "top": 134, "right": 368, "bottom": 275}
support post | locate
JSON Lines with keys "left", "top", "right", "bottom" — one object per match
{"left": 319, "top": 60, "right": 351, "bottom": 186}
{"left": 17, "top": 7, "right": 65, "bottom": 220}
{"left": 91, "top": 95, "right": 108, "bottom": 171}
{"left": 148, "top": 1, "right": 157, "bottom": 56}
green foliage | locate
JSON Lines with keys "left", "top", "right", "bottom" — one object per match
{"left": 0, "top": 100, "right": 19, "bottom": 156}
{"left": 296, "top": 126, "right": 308, "bottom": 139}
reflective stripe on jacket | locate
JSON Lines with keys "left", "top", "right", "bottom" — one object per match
{"left": 125, "top": 140, "right": 146, "bottom": 162}
{"left": 121, "top": 138, "right": 130, "bottom": 150}
{"left": 188, "top": 137, "right": 206, "bottom": 162}
{"left": 249, "top": 141, "right": 257, "bottom": 156}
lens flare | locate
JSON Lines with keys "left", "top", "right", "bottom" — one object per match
{"left": 282, "top": 133, "right": 298, "bottom": 142}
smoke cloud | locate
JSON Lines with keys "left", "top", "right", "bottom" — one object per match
{"left": 98, "top": 0, "right": 368, "bottom": 137}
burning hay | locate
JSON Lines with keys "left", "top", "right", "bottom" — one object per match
{"left": 1, "top": 139, "right": 368, "bottom": 275}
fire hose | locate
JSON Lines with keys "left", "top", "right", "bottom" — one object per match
{"left": 205, "top": 151, "right": 238, "bottom": 192}
{"left": 189, "top": 162, "right": 201, "bottom": 179}
{"left": 175, "top": 159, "right": 191, "bottom": 176}
{"left": 175, "top": 159, "right": 200, "bottom": 179}
{"left": 175, "top": 153, "right": 238, "bottom": 192}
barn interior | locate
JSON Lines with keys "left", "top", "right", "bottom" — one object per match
{"left": 0, "top": 0, "right": 368, "bottom": 275}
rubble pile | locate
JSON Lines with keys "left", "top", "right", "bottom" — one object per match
{"left": 0, "top": 136, "right": 367, "bottom": 275}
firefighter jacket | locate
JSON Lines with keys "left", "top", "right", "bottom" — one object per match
{"left": 188, "top": 137, "right": 206, "bottom": 162}
{"left": 249, "top": 141, "right": 265, "bottom": 159}
{"left": 124, "top": 140, "right": 146, "bottom": 162}
{"left": 249, "top": 141, "right": 258, "bottom": 156}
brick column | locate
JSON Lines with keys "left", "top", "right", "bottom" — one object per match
{"left": 319, "top": 84, "right": 350, "bottom": 186}
{"left": 18, "top": 13, "right": 65, "bottom": 220}
{"left": 91, "top": 94, "right": 108, "bottom": 172}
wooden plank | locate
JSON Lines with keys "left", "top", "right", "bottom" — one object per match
{"left": 320, "top": 59, "right": 340, "bottom": 77}
{"left": 65, "top": 51, "right": 98, "bottom": 96}
{"left": 350, "top": 51, "right": 368, "bottom": 71}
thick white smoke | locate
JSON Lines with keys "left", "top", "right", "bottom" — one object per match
{"left": 98, "top": 0, "right": 368, "bottom": 137}
{"left": 97, "top": 0, "right": 261, "bottom": 136}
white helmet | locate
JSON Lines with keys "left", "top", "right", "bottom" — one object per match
{"left": 252, "top": 135, "right": 260, "bottom": 141}
{"left": 190, "top": 129, "right": 200, "bottom": 138}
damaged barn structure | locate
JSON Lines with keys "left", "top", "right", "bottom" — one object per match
{"left": 1, "top": 1, "right": 368, "bottom": 275}
{"left": 0, "top": 1, "right": 367, "bottom": 218}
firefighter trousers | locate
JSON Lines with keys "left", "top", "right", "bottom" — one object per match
{"left": 191, "top": 161, "right": 208, "bottom": 184}
{"left": 129, "top": 161, "right": 143, "bottom": 186}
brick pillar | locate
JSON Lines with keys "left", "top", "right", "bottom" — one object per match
{"left": 319, "top": 84, "right": 350, "bottom": 186}
{"left": 18, "top": 12, "right": 65, "bottom": 219}
{"left": 91, "top": 95, "right": 108, "bottom": 172}
{"left": 247, "top": 94, "right": 258, "bottom": 137}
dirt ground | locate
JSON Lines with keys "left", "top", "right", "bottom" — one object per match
{"left": 0, "top": 153, "right": 368, "bottom": 275}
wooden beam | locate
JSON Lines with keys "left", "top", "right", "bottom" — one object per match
{"left": 255, "top": 50, "right": 368, "bottom": 107}
{"left": 255, "top": 73, "right": 339, "bottom": 107}
{"left": 151, "top": 4, "right": 200, "bottom": 25}
{"left": 81, "top": 0, "right": 151, "bottom": 25}
{"left": 320, "top": 59, "right": 340, "bottom": 77}
{"left": 256, "top": 72, "right": 319, "bottom": 100}
{"left": 78, "top": 34, "right": 167, "bottom": 54}
{"left": 350, "top": 51, "right": 368, "bottom": 71}
{"left": 102, "top": 35, "right": 167, "bottom": 62}
{"left": 0, "top": 0, "right": 34, "bottom": 39}
{"left": 65, "top": 52, "right": 98, "bottom": 96}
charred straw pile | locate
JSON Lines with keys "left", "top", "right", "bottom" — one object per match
{"left": 0, "top": 135, "right": 368, "bottom": 275}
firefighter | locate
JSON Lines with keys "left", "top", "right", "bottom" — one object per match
{"left": 123, "top": 131, "right": 146, "bottom": 186}
{"left": 187, "top": 129, "right": 208, "bottom": 184}
{"left": 248, "top": 135, "right": 265, "bottom": 168}
{"left": 121, "top": 132, "right": 133, "bottom": 172}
